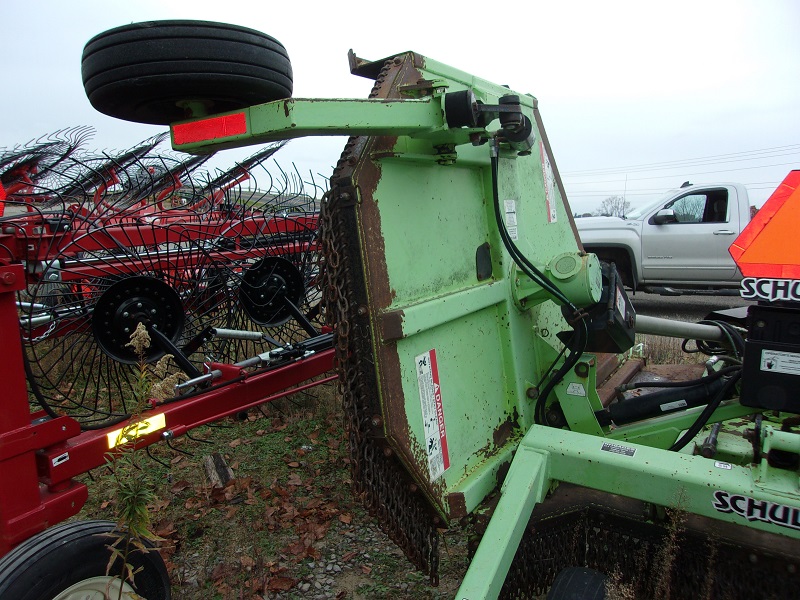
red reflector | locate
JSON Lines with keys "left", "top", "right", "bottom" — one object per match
{"left": 172, "top": 112, "right": 247, "bottom": 145}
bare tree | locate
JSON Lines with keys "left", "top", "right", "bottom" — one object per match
{"left": 593, "top": 195, "right": 631, "bottom": 217}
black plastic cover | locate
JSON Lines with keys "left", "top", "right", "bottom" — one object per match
{"left": 741, "top": 304, "right": 800, "bottom": 411}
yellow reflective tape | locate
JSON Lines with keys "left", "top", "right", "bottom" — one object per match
{"left": 106, "top": 413, "right": 167, "bottom": 449}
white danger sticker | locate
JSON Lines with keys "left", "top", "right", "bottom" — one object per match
{"left": 760, "top": 349, "right": 800, "bottom": 376}
{"left": 416, "top": 349, "right": 450, "bottom": 481}
{"left": 504, "top": 199, "right": 518, "bottom": 240}
{"left": 566, "top": 382, "right": 586, "bottom": 397}
{"left": 540, "top": 141, "right": 557, "bottom": 223}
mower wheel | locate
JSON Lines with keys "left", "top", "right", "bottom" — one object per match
{"left": 547, "top": 566, "right": 606, "bottom": 600}
{"left": 0, "top": 520, "right": 170, "bottom": 600}
{"left": 82, "top": 20, "right": 292, "bottom": 125}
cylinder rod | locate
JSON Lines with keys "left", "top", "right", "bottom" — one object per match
{"left": 636, "top": 314, "right": 725, "bottom": 342}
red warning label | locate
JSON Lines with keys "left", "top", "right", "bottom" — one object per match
{"left": 416, "top": 349, "right": 450, "bottom": 481}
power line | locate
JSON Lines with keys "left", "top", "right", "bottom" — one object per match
{"left": 562, "top": 144, "right": 800, "bottom": 177}
{"left": 564, "top": 160, "right": 799, "bottom": 185}
{"left": 567, "top": 180, "right": 782, "bottom": 198}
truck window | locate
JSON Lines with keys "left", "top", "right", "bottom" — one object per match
{"left": 702, "top": 190, "right": 729, "bottom": 222}
{"left": 665, "top": 189, "right": 728, "bottom": 224}
{"left": 667, "top": 194, "right": 705, "bottom": 223}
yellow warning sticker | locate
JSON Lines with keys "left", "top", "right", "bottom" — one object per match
{"left": 106, "top": 414, "right": 167, "bottom": 449}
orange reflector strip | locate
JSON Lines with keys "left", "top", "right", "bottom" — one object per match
{"left": 172, "top": 112, "right": 247, "bottom": 145}
{"left": 730, "top": 170, "right": 800, "bottom": 279}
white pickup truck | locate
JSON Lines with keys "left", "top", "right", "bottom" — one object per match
{"left": 575, "top": 183, "right": 752, "bottom": 293}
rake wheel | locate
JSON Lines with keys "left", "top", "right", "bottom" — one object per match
{"left": 19, "top": 215, "right": 323, "bottom": 429}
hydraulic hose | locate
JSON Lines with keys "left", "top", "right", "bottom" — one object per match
{"left": 488, "top": 139, "right": 587, "bottom": 425}
{"left": 669, "top": 369, "right": 742, "bottom": 452}
{"left": 597, "top": 376, "right": 728, "bottom": 426}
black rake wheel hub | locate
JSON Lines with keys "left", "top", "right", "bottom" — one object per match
{"left": 92, "top": 275, "right": 184, "bottom": 363}
{"left": 239, "top": 256, "right": 304, "bottom": 326}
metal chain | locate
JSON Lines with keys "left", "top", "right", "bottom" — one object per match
{"left": 320, "top": 56, "right": 440, "bottom": 584}
{"left": 20, "top": 318, "right": 57, "bottom": 343}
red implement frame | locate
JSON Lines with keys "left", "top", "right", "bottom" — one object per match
{"left": 0, "top": 135, "right": 335, "bottom": 557}
{"left": 0, "top": 255, "right": 334, "bottom": 554}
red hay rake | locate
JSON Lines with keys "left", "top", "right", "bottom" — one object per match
{"left": 0, "top": 130, "right": 335, "bottom": 556}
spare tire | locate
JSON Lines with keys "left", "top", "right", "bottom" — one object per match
{"left": 82, "top": 20, "right": 293, "bottom": 125}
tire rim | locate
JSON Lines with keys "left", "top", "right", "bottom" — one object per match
{"left": 54, "top": 575, "right": 138, "bottom": 600}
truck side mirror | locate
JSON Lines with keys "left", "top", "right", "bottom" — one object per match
{"left": 651, "top": 209, "right": 678, "bottom": 225}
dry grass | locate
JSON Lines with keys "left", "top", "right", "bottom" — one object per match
{"left": 605, "top": 567, "right": 637, "bottom": 600}
{"left": 636, "top": 332, "right": 707, "bottom": 365}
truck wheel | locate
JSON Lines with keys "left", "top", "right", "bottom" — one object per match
{"left": 0, "top": 520, "right": 171, "bottom": 600}
{"left": 82, "top": 20, "right": 293, "bottom": 125}
{"left": 547, "top": 566, "right": 606, "bottom": 600}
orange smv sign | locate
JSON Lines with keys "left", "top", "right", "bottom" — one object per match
{"left": 729, "top": 170, "right": 800, "bottom": 281}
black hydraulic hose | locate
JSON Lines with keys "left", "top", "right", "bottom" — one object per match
{"left": 489, "top": 141, "right": 573, "bottom": 309}
{"left": 669, "top": 369, "right": 742, "bottom": 452}
{"left": 536, "top": 322, "right": 587, "bottom": 425}
{"left": 598, "top": 377, "right": 728, "bottom": 426}
{"left": 488, "top": 142, "right": 587, "bottom": 425}
{"left": 616, "top": 365, "right": 741, "bottom": 392}
{"left": 686, "top": 319, "right": 746, "bottom": 358}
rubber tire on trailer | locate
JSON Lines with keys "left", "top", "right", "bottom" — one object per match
{"left": 0, "top": 520, "right": 171, "bottom": 600}
{"left": 547, "top": 566, "right": 606, "bottom": 600}
{"left": 82, "top": 20, "right": 293, "bottom": 125}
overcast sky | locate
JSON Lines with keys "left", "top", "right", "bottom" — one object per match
{"left": 2, "top": 1, "right": 798, "bottom": 214}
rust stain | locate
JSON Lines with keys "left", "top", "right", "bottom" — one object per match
{"left": 493, "top": 419, "right": 515, "bottom": 447}
{"left": 380, "top": 309, "right": 405, "bottom": 341}
{"left": 447, "top": 492, "right": 468, "bottom": 519}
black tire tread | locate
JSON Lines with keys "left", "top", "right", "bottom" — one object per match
{"left": 0, "top": 520, "right": 170, "bottom": 600}
{"left": 547, "top": 566, "right": 606, "bottom": 600}
{"left": 82, "top": 20, "right": 292, "bottom": 125}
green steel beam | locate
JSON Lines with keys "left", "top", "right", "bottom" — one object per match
{"left": 457, "top": 445, "right": 550, "bottom": 600}
{"left": 171, "top": 98, "right": 451, "bottom": 154}
{"left": 378, "top": 281, "right": 507, "bottom": 341}
{"left": 459, "top": 422, "right": 800, "bottom": 598}
{"left": 521, "top": 425, "right": 800, "bottom": 537}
